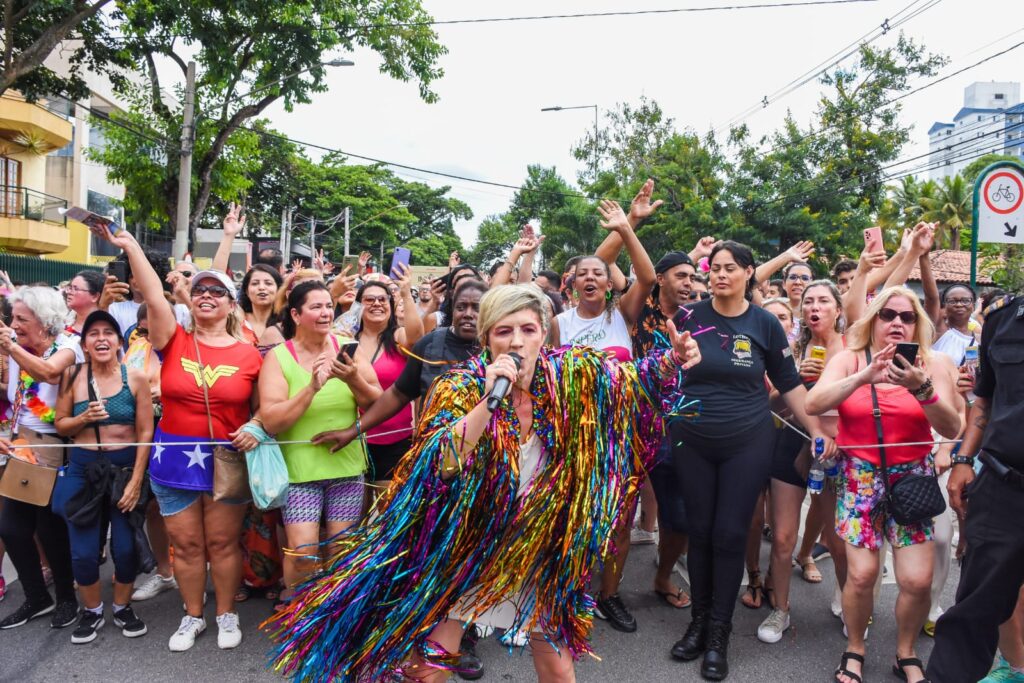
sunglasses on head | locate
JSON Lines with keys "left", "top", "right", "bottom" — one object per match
{"left": 878, "top": 307, "right": 917, "bottom": 324}
{"left": 192, "top": 284, "right": 231, "bottom": 299}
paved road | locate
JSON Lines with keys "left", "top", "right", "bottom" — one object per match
{"left": 0, "top": 526, "right": 955, "bottom": 682}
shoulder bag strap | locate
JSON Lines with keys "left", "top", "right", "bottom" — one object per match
{"left": 865, "top": 348, "right": 890, "bottom": 497}
{"left": 86, "top": 362, "right": 104, "bottom": 451}
{"left": 191, "top": 334, "right": 216, "bottom": 441}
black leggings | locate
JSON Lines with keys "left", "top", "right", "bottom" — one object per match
{"left": 673, "top": 416, "right": 775, "bottom": 623}
{"left": 0, "top": 496, "right": 76, "bottom": 606}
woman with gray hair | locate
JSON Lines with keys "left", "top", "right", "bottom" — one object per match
{"left": 267, "top": 283, "right": 702, "bottom": 682}
{"left": 0, "top": 286, "right": 84, "bottom": 631}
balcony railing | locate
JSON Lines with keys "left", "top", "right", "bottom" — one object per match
{"left": 0, "top": 185, "right": 67, "bottom": 225}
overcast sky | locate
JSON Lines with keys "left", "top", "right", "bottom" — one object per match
{"left": 253, "top": 0, "right": 1024, "bottom": 248}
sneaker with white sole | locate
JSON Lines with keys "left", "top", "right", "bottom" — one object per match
{"left": 499, "top": 628, "right": 530, "bottom": 648}
{"left": 169, "top": 615, "right": 206, "bottom": 652}
{"left": 113, "top": 605, "right": 148, "bottom": 638}
{"left": 630, "top": 527, "right": 657, "bottom": 545}
{"left": 71, "top": 610, "right": 105, "bottom": 644}
{"left": 216, "top": 612, "right": 242, "bottom": 649}
{"left": 757, "top": 609, "right": 791, "bottom": 643}
{"left": 132, "top": 574, "right": 177, "bottom": 602}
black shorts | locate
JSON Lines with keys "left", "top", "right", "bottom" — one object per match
{"left": 366, "top": 438, "right": 412, "bottom": 481}
{"left": 770, "top": 425, "right": 808, "bottom": 489}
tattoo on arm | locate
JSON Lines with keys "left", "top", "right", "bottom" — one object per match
{"left": 972, "top": 403, "right": 990, "bottom": 431}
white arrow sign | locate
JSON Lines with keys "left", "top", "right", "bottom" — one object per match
{"left": 975, "top": 163, "right": 1024, "bottom": 244}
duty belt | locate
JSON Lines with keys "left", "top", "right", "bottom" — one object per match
{"left": 979, "top": 452, "right": 1024, "bottom": 492}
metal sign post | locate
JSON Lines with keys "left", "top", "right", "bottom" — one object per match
{"left": 971, "top": 160, "right": 1024, "bottom": 288}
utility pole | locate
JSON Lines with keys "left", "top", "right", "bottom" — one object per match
{"left": 173, "top": 61, "right": 196, "bottom": 261}
{"left": 309, "top": 217, "right": 316, "bottom": 264}
{"left": 343, "top": 207, "right": 351, "bottom": 259}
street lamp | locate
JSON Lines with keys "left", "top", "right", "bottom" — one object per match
{"left": 173, "top": 57, "right": 355, "bottom": 260}
{"left": 541, "top": 104, "right": 599, "bottom": 183}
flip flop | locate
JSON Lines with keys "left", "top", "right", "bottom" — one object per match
{"left": 655, "top": 588, "right": 692, "bottom": 609}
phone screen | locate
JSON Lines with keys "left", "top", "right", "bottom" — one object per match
{"left": 337, "top": 342, "right": 359, "bottom": 362}
{"left": 895, "top": 342, "right": 919, "bottom": 367}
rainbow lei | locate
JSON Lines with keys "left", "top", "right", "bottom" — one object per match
{"left": 18, "top": 371, "right": 56, "bottom": 423}
{"left": 264, "top": 345, "right": 698, "bottom": 682}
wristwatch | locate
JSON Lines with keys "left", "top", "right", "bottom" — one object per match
{"left": 951, "top": 454, "right": 975, "bottom": 467}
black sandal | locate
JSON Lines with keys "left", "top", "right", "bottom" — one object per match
{"left": 893, "top": 655, "right": 930, "bottom": 682}
{"left": 741, "top": 570, "right": 764, "bottom": 609}
{"left": 834, "top": 651, "right": 864, "bottom": 683}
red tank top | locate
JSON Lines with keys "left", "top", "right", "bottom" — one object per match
{"left": 836, "top": 382, "right": 932, "bottom": 467}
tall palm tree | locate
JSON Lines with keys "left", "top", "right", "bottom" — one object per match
{"left": 920, "top": 175, "right": 971, "bottom": 251}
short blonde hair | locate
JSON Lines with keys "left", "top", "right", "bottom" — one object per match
{"left": 477, "top": 284, "right": 550, "bottom": 346}
{"left": 846, "top": 286, "right": 934, "bottom": 361}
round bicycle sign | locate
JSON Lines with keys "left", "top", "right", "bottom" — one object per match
{"left": 983, "top": 171, "right": 1024, "bottom": 215}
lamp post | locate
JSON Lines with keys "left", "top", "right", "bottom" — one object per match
{"left": 541, "top": 104, "right": 599, "bottom": 183}
{"left": 173, "top": 58, "right": 355, "bottom": 260}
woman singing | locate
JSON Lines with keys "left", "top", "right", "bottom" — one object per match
{"left": 266, "top": 284, "right": 701, "bottom": 683}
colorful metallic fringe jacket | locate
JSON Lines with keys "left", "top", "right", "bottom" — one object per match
{"left": 266, "top": 345, "right": 694, "bottom": 682}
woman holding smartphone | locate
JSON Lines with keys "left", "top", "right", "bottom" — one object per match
{"left": 257, "top": 281, "right": 381, "bottom": 603}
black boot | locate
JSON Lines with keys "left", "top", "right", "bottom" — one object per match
{"left": 700, "top": 619, "right": 732, "bottom": 681}
{"left": 457, "top": 624, "right": 484, "bottom": 680}
{"left": 671, "top": 609, "right": 709, "bottom": 661}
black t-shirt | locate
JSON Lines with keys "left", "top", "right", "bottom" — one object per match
{"left": 677, "top": 299, "right": 801, "bottom": 437}
{"left": 974, "top": 296, "right": 1024, "bottom": 467}
{"left": 394, "top": 327, "right": 479, "bottom": 400}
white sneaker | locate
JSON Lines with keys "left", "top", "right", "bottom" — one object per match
{"left": 499, "top": 628, "right": 529, "bottom": 648}
{"left": 216, "top": 612, "right": 242, "bottom": 650}
{"left": 132, "top": 574, "right": 177, "bottom": 602}
{"left": 757, "top": 609, "right": 791, "bottom": 643}
{"left": 630, "top": 527, "right": 657, "bottom": 545}
{"left": 831, "top": 585, "right": 843, "bottom": 618}
{"left": 168, "top": 615, "right": 206, "bottom": 652}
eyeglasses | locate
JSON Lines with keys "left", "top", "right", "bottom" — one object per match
{"left": 878, "top": 307, "right": 917, "bottom": 324}
{"left": 688, "top": 291, "right": 711, "bottom": 300}
{"left": 945, "top": 297, "right": 974, "bottom": 307}
{"left": 66, "top": 286, "right": 92, "bottom": 294}
{"left": 786, "top": 274, "right": 812, "bottom": 282}
{"left": 361, "top": 295, "right": 389, "bottom": 305}
{"left": 191, "top": 284, "right": 231, "bottom": 298}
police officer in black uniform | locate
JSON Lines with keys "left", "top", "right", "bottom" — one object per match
{"left": 927, "top": 294, "right": 1024, "bottom": 682}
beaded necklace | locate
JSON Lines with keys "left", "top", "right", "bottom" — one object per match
{"left": 13, "top": 340, "right": 60, "bottom": 425}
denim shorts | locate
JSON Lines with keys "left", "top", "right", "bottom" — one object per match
{"left": 149, "top": 479, "right": 204, "bottom": 517}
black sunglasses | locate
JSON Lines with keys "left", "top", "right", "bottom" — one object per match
{"left": 192, "top": 284, "right": 231, "bottom": 299}
{"left": 689, "top": 291, "right": 710, "bottom": 301}
{"left": 878, "top": 307, "right": 917, "bottom": 324}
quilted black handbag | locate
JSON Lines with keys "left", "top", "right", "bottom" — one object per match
{"left": 867, "top": 349, "right": 946, "bottom": 526}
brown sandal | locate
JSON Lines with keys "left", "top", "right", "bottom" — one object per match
{"left": 741, "top": 570, "right": 764, "bottom": 609}
{"left": 797, "top": 556, "right": 823, "bottom": 583}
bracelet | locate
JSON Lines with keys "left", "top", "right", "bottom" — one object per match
{"left": 911, "top": 377, "right": 934, "bottom": 399}
{"left": 951, "top": 454, "right": 975, "bottom": 467}
{"left": 917, "top": 393, "right": 939, "bottom": 406}
{"left": 355, "top": 418, "right": 363, "bottom": 437}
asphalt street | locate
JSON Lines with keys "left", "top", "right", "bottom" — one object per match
{"left": 0, "top": 523, "right": 956, "bottom": 683}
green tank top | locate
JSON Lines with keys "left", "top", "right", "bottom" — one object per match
{"left": 272, "top": 337, "right": 367, "bottom": 483}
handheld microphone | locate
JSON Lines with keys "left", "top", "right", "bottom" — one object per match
{"left": 486, "top": 352, "right": 522, "bottom": 412}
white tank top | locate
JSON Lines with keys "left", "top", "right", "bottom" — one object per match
{"left": 932, "top": 327, "right": 975, "bottom": 366}
{"left": 556, "top": 307, "right": 633, "bottom": 361}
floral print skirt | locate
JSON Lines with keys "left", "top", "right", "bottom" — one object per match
{"left": 835, "top": 454, "right": 934, "bottom": 551}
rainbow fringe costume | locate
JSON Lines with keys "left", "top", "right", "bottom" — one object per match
{"left": 265, "top": 345, "right": 697, "bottom": 681}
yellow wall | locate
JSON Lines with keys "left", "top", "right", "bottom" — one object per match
{"left": 46, "top": 220, "right": 91, "bottom": 263}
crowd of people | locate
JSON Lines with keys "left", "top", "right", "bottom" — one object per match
{"left": 0, "top": 181, "right": 1020, "bottom": 683}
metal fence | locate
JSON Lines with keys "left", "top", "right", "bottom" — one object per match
{"left": 0, "top": 253, "right": 102, "bottom": 286}
{"left": 0, "top": 185, "right": 67, "bottom": 224}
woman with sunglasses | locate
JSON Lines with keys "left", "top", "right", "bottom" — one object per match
{"left": 351, "top": 266, "right": 422, "bottom": 491}
{"left": 89, "top": 225, "right": 262, "bottom": 653}
{"left": 807, "top": 287, "right": 961, "bottom": 683}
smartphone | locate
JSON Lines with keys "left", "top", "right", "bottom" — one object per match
{"left": 863, "top": 227, "right": 883, "bottom": 253}
{"left": 107, "top": 260, "right": 127, "bottom": 283}
{"left": 894, "top": 342, "right": 919, "bottom": 367}
{"left": 337, "top": 341, "right": 359, "bottom": 363}
{"left": 389, "top": 247, "right": 411, "bottom": 279}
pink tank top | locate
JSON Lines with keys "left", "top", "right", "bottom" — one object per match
{"left": 365, "top": 347, "right": 413, "bottom": 445}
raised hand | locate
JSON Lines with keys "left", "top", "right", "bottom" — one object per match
{"left": 358, "top": 251, "right": 372, "bottom": 274}
{"left": 628, "top": 178, "right": 664, "bottom": 225}
{"left": 598, "top": 199, "right": 631, "bottom": 234}
{"left": 667, "top": 319, "right": 701, "bottom": 370}
{"left": 912, "top": 222, "right": 936, "bottom": 255}
{"left": 858, "top": 246, "right": 887, "bottom": 273}
{"left": 393, "top": 261, "right": 413, "bottom": 294}
{"left": 222, "top": 202, "right": 246, "bottom": 238}
{"left": 690, "top": 236, "right": 717, "bottom": 260}
{"left": 785, "top": 240, "right": 815, "bottom": 263}
{"left": 99, "top": 274, "right": 130, "bottom": 308}
{"left": 290, "top": 258, "right": 303, "bottom": 273}
{"left": 448, "top": 251, "right": 461, "bottom": 269}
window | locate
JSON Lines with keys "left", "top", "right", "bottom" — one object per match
{"left": 87, "top": 124, "right": 108, "bottom": 153}
{"left": 0, "top": 156, "right": 22, "bottom": 216}
{"left": 996, "top": 93, "right": 1005, "bottom": 100}
{"left": 978, "top": 116, "right": 983, "bottom": 122}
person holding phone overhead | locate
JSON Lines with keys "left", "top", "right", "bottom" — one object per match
{"left": 350, "top": 267, "right": 422, "bottom": 492}
{"left": 806, "top": 286, "right": 961, "bottom": 683}
{"left": 257, "top": 281, "right": 381, "bottom": 605}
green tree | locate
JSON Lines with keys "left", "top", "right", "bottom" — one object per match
{"left": 386, "top": 176, "right": 471, "bottom": 263}
{"left": 962, "top": 153, "right": 1021, "bottom": 185}
{"left": 467, "top": 214, "right": 520, "bottom": 268}
{"left": 93, "top": 0, "right": 445, "bottom": 243}
{"left": 539, "top": 197, "right": 603, "bottom": 273}
{"left": 0, "top": 0, "right": 131, "bottom": 100}
{"left": 507, "top": 165, "right": 575, "bottom": 227}
{"left": 920, "top": 174, "right": 971, "bottom": 250}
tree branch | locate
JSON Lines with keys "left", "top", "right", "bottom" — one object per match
{"left": 143, "top": 51, "right": 173, "bottom": 125}
{"left": 0, "top": 0, "right": 111, "bottom": 96}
